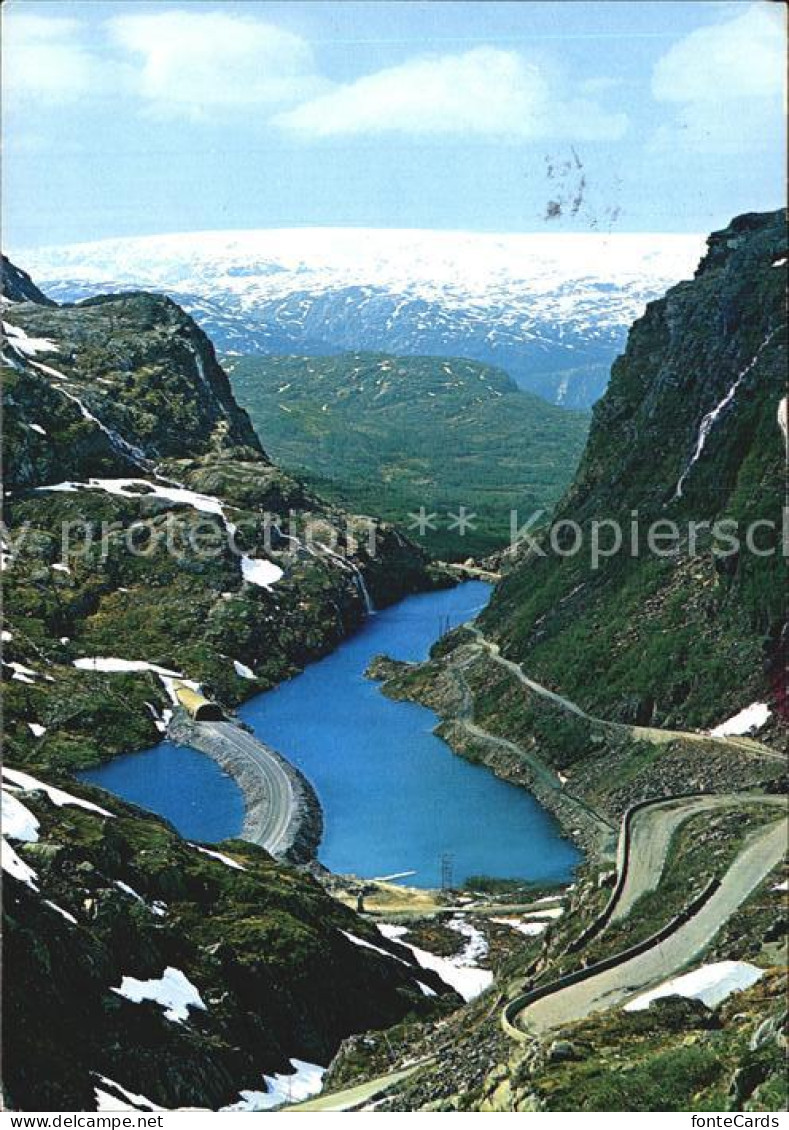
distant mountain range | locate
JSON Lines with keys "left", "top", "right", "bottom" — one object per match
{"left": 18, "top": 229, "right": 705, "bottom": 409}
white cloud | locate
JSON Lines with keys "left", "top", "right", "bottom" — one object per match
{"left": 1, "top": 13, "right": 105, "bottom": 104}
{"left": 3, "top": 10, "right": 628, "bottom": 144}
{"left": 653, "top": 4, "right": 784, "bottom": 103}
{"left": 107, "top": 10, "right": 329, "bottom": 117}
{"left": 650, "top": 3, "right": 786, "bottom": 152}
{"left": 276, "top": 47, "right": 628, "bottom": 141}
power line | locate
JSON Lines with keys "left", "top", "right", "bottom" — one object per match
{"left": 440, "top": 852, "right": 454, "bottom": 891}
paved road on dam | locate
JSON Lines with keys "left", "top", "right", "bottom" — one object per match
{"left": 283, "top": 1063, "right": 431, "bottom": 1112}
{"left": 197, "top": 721, "right": 296, "bottom": 857}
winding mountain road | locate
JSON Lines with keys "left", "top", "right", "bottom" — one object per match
{"left": 465, "top": 626, "right": 785, "bottom": 763}
{"left": 465, "top": 626, "right": 587, "bottom": 718}
{"left": 610, "top": 793, "right": 786, "bottom": 924}
{"left": 282, "top": 1062, "right": 431, "bottom": 1112}
{"left": 450, "top": 629, "right": 786, "bottom": 1039}
{"left": 291, "top": 623, "right": 786, "bottom": 1103}
{"left": 446, "top": 651, "right": 617, "bottom": 845}
{"left": 514, "top": 816, "right": 786, "bottom": 1035}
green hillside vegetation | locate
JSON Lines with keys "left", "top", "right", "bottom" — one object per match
{"left": 228, "top": 353, "right": 589, "bottom": 560}
{"left": 481, "top": 210, "right": 787, "bottom": 731}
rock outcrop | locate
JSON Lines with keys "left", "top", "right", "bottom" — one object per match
{"left": 483, "top": 208, "right": 787, "bottom": 734}
{"left": 1, "top": 262, "right": 449, "bottom": 1111}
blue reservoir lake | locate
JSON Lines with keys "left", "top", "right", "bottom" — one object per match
{"left": 80, "top": 739, "right": 245, "bottom": 844}
{"left": 81, "top": 582, "right": 581, "bottom": 888}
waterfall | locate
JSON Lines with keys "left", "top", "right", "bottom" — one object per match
{"left": 187, "top": 343, "right": 211, "bottom": 390}
{"left": 316, "top": 542, "right": 375, "bottom": 615}
{"left": 28, "top": 359, "right": 151, "bottom": 471}
{"left": 674, "top": 329, "right": 777, "bottom": 500}
{"left": 777, "top": 396, "right": 788, "bottom": 450}
{"left": 352, "top": 567, "right": 375, "bottom": 616}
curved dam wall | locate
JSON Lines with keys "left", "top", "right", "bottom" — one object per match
{"left": 169, "top": 713, "right": 323, "bottom": 864}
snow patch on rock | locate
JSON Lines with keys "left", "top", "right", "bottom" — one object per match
{"left": 1, "top": 838, "right": 39, "bottom": 889}
{"left": 73, "top": 656, "right": 181, "bottom": 676}
{"left": 4, "top": 660, "right": 42, "bottom": 684}
{"left": 223, "top": 1059, "right": 326, "bottom": 1111}
{"left": 114, "top": 880, "right": 168, "bottom": 917}
{"left": 377, "top": 918, "right": 493, "bottom": 1002}
{"left": 94, "top": 1075, "right": 166, "bottom": 1112}
{"left": 112, "top": 966, "right": 206, "bottom": 1024}
{"left": 39, "top": 477, "right": 283, "bottom": 591}
{"left": 2, "top": 765, "right": 114, "bottom": 817}
{"left": 624, "top": 961, "right": 765, "bottom": 1012}
{"left": 2, "top": 790, "right": 40, "bottom": 842}
{"left": 191, "top": 844, "right": 246, "bottom": 871}
{"left": 710, "top": 702, "right": 771, "bottom": 737}
{"left": 490, "top": 916, "right": 548, "bottom": 937}
{"left": 240, "top": 554, "right": 283, "bottom": 590}
{"left": 340, "top": 930, "right": 408, "bottom": 964}
{"left": 3, "top": 321, "right": 58, "bottom": 356}
{"left": 45, "top": 900, "right": 78, "bottom": 925}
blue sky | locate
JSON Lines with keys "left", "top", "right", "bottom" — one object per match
{"left": 2, "top": 0, "right": 786, "bottom": 248}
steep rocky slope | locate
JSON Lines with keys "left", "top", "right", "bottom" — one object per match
{"left": 3, "top": 283, "right": 437, "bottom": 773}
{"left": 365, "top": 213, "right": 787, "bottom": 848}
{"left": 1, "top": 268, "right": 451, "bottom": 1110}
{"left": 483, "top": 209, "right": 787, "bottom": 735}
{"left": 2, "top": 256, "right": 56, "bottom": 306}
{"left": 3, "top": 772, "right": 455, "bottom": 1112}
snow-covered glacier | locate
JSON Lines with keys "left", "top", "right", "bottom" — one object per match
{"left": 17, "top": 228, "right": 705, "bottom": 408}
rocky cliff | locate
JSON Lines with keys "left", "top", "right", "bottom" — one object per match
{"left": 482, "top": 209, "right": 787, "bottom": 735}
{"left": 2, "top": 255, "right": 56, "bottom": 306}
{"left": 1, "top": 265, "right": 450, "bottom": 1110}
{"left": 3, "top": 274, "right": 438, "bottom": 772}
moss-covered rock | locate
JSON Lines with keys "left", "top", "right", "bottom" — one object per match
{"left": 3, "top": 779, "right": 455, "bottom": 1111}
